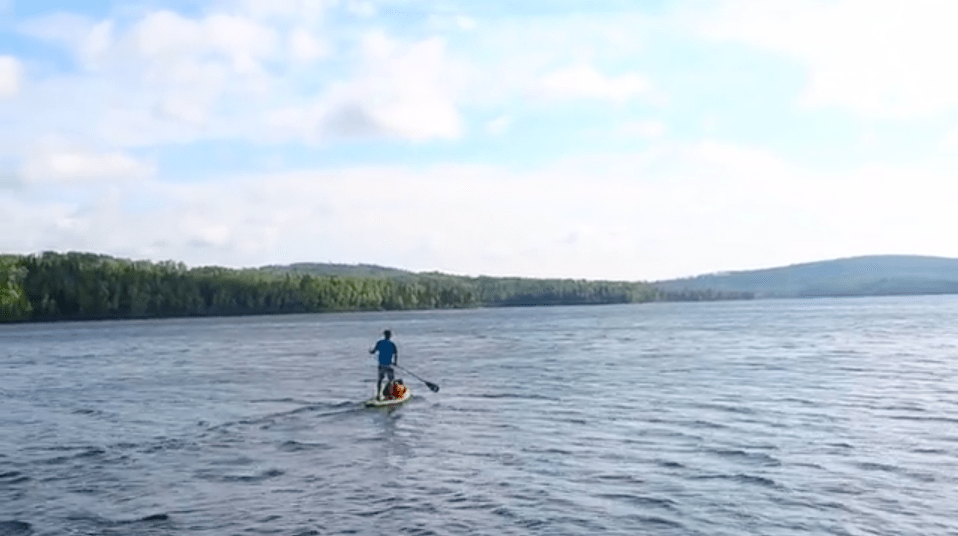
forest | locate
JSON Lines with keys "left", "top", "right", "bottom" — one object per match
{"left": 0, "top": 252, "right": 751, "bottom": 323}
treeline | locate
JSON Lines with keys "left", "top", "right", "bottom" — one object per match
{"left": 0, "top": 252, "right": 751, "bottom": 323}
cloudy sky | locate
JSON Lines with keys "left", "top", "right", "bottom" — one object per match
{"left": 2, "top": 0, "right": 957, "bottom": 281}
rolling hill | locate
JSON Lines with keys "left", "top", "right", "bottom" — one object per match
{"left": 258, "top": 262, "right": 415, "bottom": 279}
{"left": 653, "top": 255, "right": 958, "bottom": 298}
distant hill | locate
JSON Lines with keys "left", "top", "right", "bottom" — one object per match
{"left": 653, "top": 255, "right": 958, "bottom": 298}
{"left": 259, "top": 262, "right": 415, "bottom": 279}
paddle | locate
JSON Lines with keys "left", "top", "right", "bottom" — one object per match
{"left": 394, "top": 364, "right": 440, "bottom": 393}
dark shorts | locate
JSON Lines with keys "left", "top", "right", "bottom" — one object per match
{"left": 378, "top": 364, "right": 394, "bottom": 382}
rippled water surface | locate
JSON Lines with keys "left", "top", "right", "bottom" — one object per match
{"left": 3, "top": 296, "right": 958, "bottom": 535}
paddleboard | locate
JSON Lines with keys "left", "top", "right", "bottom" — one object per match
{"left": 364, "top": 388, "right": 412, "bottom": 407}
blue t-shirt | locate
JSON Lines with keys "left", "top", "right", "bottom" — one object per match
{"left": 374, "top": 339, "right": 397, "bottom": 366}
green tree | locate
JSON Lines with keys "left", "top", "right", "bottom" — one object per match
{"left": 0, "top": 255, "right": 32, "bottom": 322}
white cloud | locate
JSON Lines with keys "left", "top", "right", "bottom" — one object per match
{"left": 227, "top": 0, "right": 332, "bottom": 25}
{"left": 18, "top": 14, "right": 113, "bottom": 70}
{"left": 540, "top": 64, "right": 649, "bottom": 102}
{"left": 705, "top": 0, "right": 958, "bottom": 118}
{"left": 7, "top": 2, "right": 958, "bottom": 281}
{"left": 134, "top": 11, "right": 201, "bottom": 57}
{"left": 317, "top": 32, "right": 463, "bottom": 141}
{"left": 288, "top": 27, "right": 330, "bottom": 63}
{"left": 262, "top": 31, "right": 463, "bottom": 143}
{"left": 134, "top": 10, "right": 277, "bottom": 74}
{"left": 8, "top": 9, "right": 288, "bottom": 148}
{"left": 10, "top": 6, "right": 472, "bottom": 148}
{"left": 941, "top": 130, "right": 958, "bottom": 151}
{"left": 19, "top": 12, "right": 91, "bottom": 46}
{"left": 7, "top": 140, "right": 957, "bottom": 279}
{"left": 616, "top": 120, "right": 665, "bottom": 138}
{"left": 204, "top": 14, "right": 279, "bottom": 73}
{"left": 454, "top": 16, "right": 478, "bottom": 31}
{"left": 346, "top": 0, "right": 377, "bottom": 18}
{"left": 79, "top": 21, "right": 113, "bottom": 67}
{"left": 23, "top": 149, "right": 155, "bottom": 183}
{"left": 485, "top": 115, "right": 512, "bottom": 136}
{"left": 440, "top": 10, "right": 653, "bottom": 109}
{"left": 0, "top": 56, "right": 21, "bottom": 98}
{"left": 7, "top": 4, "right": 665, "bottom": 153}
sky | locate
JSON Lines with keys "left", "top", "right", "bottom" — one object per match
{"left": 2, "top": 0, "right": 958, "bottom": 281}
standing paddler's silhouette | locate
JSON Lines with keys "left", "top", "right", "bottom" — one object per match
{"left": 369, "top": 330, "right": 398, "bottom": 400}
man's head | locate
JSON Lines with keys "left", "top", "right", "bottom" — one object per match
{"left": 384, "top": 330, "right": 392, "bottom": 339}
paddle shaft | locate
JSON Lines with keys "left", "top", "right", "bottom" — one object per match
{"left": 394, "top": 364, "right": 440, "bottom": 392}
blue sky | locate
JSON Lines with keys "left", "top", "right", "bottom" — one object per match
{"left": 2, "top": 0, "right": 958, "bottom": 280}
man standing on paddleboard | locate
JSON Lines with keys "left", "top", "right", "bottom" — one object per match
{"left": 370, "top": 330, "right": 398, "bottom": 400}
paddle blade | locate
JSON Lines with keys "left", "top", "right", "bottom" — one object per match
{"left": 426, "top": 382, "right": 440, "bottom": 393}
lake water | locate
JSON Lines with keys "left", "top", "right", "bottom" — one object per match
{"left": 2, "top": 296, "right": 958, "bottom": 535}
